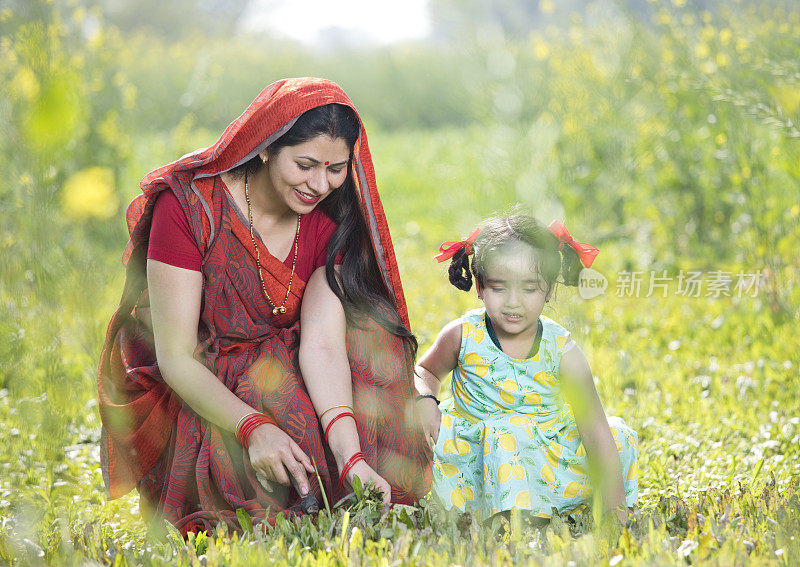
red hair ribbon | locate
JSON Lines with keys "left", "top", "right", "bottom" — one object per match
{"left": 435, "top": 228, "right": 482, "bottom": 263}
{"left": 547, "top": 220, "right": 599, "bottom": 268}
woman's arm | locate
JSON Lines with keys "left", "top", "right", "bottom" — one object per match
{"left": 147, "top": 259, "right": 314, "bottom": 494}
{"left": 414, "top": 320, "right": 462, "bottom": 444}
{"left": 298, "top": 266, "right": 392, "bottom": 501}
{"left": 558, "top": 344, "right": 627, "bottom": 523}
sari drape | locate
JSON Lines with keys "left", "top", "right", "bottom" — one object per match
{"left": 97, "top": 78, "right": 431, "bottom": 533}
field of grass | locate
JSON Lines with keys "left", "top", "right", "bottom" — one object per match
{"left": 2, "top": 0, "right": 799, "bottom": 564}
{"left": 1, "top": 124, "right": 799, "bottom": 564}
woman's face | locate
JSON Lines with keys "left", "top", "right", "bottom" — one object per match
{"left": 262, "top": 135, "right": 351, "bottom": 214}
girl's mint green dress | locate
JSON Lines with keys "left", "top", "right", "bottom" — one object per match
{"left": 432, "top": 309, "right": 639, "bottom": 517}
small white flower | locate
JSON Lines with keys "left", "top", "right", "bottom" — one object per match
{"left": 609, "top": 554, "right": 624, "bottom": 566}
{"left": 677, "top": 539, "right": 699, "bottom": 558}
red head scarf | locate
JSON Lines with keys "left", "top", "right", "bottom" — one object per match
{"left": 123, "top": 77, "right": 409, "bottom": 326}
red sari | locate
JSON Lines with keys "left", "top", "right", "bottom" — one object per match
{"left": 97, "top": 78, "right": 431, "bottom": 533}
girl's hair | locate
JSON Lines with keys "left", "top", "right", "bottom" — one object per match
{"left": 232, "top": 104, "right": 417, "bottom": 355}
{"left": 448, "top": 213, "right": 583, "bottom": 295}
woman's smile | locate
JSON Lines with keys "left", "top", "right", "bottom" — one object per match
{"left": 294, "top": 187, "right": 322, "bottom": 204}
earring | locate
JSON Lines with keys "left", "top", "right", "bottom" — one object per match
{"left": 260, "top": 155, "right": 267, "bottom": 164}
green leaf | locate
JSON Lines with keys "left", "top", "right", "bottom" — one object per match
{"left": 236, "top": 508, "right": 253, "bottom": 534}
{"left": 352, "top": 472, "right": 363, "bottom": 500}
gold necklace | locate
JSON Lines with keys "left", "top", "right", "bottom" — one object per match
{"left": 244, "top": 173, "right": 301, "bottom": 315}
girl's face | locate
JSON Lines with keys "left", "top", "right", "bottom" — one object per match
{"left": 261, "top": 135, "right": 350, "bottom": 214}
{"left": 477, "top": 241, "right": 553, "bottom": 340}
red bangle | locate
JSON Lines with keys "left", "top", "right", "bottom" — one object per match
{"left": 338, "top": 451, "right": 364, "bottom": 488}
{"left": 237, "top": 413, "right": 275, "bottom": 449}
{"left": 324, "top": 411, "right": 355, "bottom": 443}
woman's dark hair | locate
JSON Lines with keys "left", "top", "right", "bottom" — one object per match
{"left": 232, "top": 104, "right": 417, "bottom": 354}
{"left": 448, "top": 213, "right": 583, "bottom": 296}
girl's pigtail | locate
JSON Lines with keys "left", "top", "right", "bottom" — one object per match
{"left": 560, "top": 246, "right": 583, "bottom": 287}
{"left": 448, "top": 248, "right": 473, "bottom": 291}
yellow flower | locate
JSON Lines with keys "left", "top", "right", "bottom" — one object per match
{"left": 539, "top": 0, "right": 555, "bottom": 15}
{"left": 695, "top": 43, "right": 710, "bottom": 59}
{"left": 61, "top": 167, "right": 118, "bottom": 220}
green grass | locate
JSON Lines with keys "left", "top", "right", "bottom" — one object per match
{"left": 1, "top": 128, "right": 799, "bottom": 565}
{"left": 2, "top": 1, "right": 799, "bottom": 563}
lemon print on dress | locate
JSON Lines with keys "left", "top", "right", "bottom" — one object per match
{"left": 541, "top": 462, "right": 555, "bottom": 484}
{"left": 441, "top": 413, "right": 453, "bottom": 429}
{"left": 435, "top": 461, "right": 460, "bottom": 477}
{"left": 575, "top": 443, "right": 586, "bottom": 457}
{"left": 464, "top": 352, "right": 481, "bottom": 366}
{"left": 626, "top": 461, "right": 638, "bottom": 481}
{"left": 515, "top": 491, "right": 531, "bottom": 508}
{"left": 533, "top": 371, "right": 548, "bottom": 386}
{"left": 563, "top": 428, "right": 580, "bottom": 442}
{"left": 497, "top": 462, "right": 525, "bottom": 483}
{"left": 472, "top": 328, "right": 485, "bottom": 342}
{"left": 567, "top": 461, "right": 586, "bottom": 476}
{"left": 539, "top": 416, "right": 559, "bottom": 432}
{"left": 498, "top": 433, "right": 517, "bottom": 452}
{"left": 509, "top": 415, "right": 528, "bottom": 427}
{"left": 450, "top": 486, "right": 474, "bottom": 508}
{"left": 500, "top": 379, "right": 517, "bottom": 393}
{"left": 475, "top": 364, "right": 490, "bottom": 378}
{"left": 462, "top": 321, "right": 475, "bottom": 337}
{"left": 453, "top": 379, "right": 471, "bottom": 405}
{"left": 524, "top": 391, "right": 542, "bottom": 405}
{"left": 563, "top": 481, "right": 592, "bottom": 499}
{"left": 556, "top": 336, "right": 569, "bottom": 350}
{"left": 443, "top": 437, "right": 470, "bottom": 455}
{"left": 543, "top": 441, "right": 563, "bottom": 468}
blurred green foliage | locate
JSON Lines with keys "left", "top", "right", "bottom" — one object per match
{"left": 0, "top": 0, "right": 799, "bottom": 564}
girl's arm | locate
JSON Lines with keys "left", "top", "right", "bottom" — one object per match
{"left": 147, "top": 259, "right": 314, "bottom": 495}
{"left": 558, "top": 344, "right": 628, "bottom": 523}
{"left": 298, "top": 266, "right": 392, "bottom": 502}
{"left": 414, "top": 319, "right": 462, "bottom": 444}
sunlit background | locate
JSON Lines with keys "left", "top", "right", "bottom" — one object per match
{"left": 1, "top": 0, "right": 800, "bottom": 563}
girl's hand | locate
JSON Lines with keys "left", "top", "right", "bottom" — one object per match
{"left": 344, "top": 460, "right": 392, "bottom": 503}
{"left": 247, "top": 423, "right": 315, "bottom": 496}
{"left": 417, "top": 398, "right": 442, "bottom": 447}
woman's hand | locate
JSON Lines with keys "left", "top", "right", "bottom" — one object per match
{"left": 417, "top": 398, "right": 442, "bottom": 447}
{"left": 247, "top": 423, "right": 315, "bottom": 495}
{"left": 344, "top": 460, "right": 392, "bottom": 503}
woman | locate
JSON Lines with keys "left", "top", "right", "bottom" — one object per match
{"left": 97, "top": 78, "right": 431, "bottom": 534}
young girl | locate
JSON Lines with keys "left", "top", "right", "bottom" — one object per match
{"left": 414, "top": 213, "right": 638, "bottom": 522}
